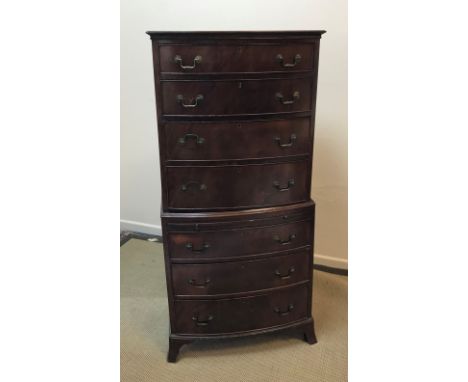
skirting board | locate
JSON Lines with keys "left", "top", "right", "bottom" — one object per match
{"left": 314, "top": 253, "right": 348, "bottom": 269}
{"left": 120, "top": 219, "right": 162, "bottom": 236}
{"left": 120, "top": 219, "right": 348, "bottom": 270}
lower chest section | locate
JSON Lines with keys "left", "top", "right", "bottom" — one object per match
{"left": 163, "top": 202, "right": 315, "bottom": 335}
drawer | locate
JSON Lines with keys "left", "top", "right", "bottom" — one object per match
{"left": 166, "top": 160, "right": 309, "bottom": 210}
{"left": 164, "top": 118, "right": 310, "bottom": 161}
{"left": 172, "top": 250, "right": 310, "bottom": 296}
{"left": 161, "top": 78, "right": 312, "bottom": 116}
{"left": 173, "top": 283, "right": 308, "bottom": 334}
{"left": 168, "top": 219, "right": 313, "bottom": 260}
{"left": 159, "top": 43, "right": 315, "bottom": 73}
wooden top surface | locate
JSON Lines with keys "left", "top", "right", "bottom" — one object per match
{"left": 146, "top": 30, "right": 326, "bottom": 39}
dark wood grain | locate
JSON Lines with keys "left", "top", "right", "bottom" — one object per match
{"left": 303, "top": 321, "right": 318, "bottom": 344}
{"left": 163, "top": 200, "right": 314, "bottom": 223}
{"left": 148, "top": 30, "right": 324, "bottom": 362}
{"left": 165, "top": 160, "right": 309, "bottom": 210}
{"left": 164, "top": 117, "right": 310, "bottom": 161}
{"left": 146, "top": 30, "right": 326, "bottom": 40}
{"left": 173, "top": 283, "right": 308, "bottom": 335}
{"left": 172, "top": 249, "right": 310, "bottom": 297}
{"left": 161, "top": 77, "right": 312, "bottom": 117}
{"left": 167, "top": 318, "right": 317, "bottom": 362}
{"left": 159, "top": 43, "right": 315, "bottom": 73}
{"left": 167, "top": 338, "right": 190, "bottom": 363}
{"left": 167, "top": 219, "right": 313, "bottom": 260}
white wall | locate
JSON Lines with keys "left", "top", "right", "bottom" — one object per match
{"left": 121, "top": 0, "right": 348, "bottom": 267}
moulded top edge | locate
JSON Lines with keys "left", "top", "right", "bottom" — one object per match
{"left": 146, "top": 30, "right": 326, "bottom": 39}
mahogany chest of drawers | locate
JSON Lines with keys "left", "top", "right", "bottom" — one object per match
{"left": 147, "top": 30, "right": 325, "bottom": 362}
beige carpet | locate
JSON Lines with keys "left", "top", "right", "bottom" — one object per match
{"left": 121, "top": 239, "right": 348, "bottom": 382}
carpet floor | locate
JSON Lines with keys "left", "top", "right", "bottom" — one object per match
{"left": 121, "top": 239, "right": 348, "bottom": 382}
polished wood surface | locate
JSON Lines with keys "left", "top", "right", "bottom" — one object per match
{"left": 165, "top": 160, "right": 309, "bottom": 210}
{"left": 164, "top": 117, "right": 311, "bottom": 161}
{"left": 148, "top": 30, "right": 324, "bottom": 362}
{"left": 159, "top": 43, "right": 315, "bottom": 73}
{"left": 163, "top": 200, "right": 314, "bottom": 224}
{"left": 173, "top": 283, "right": 308, "bottom": 335}
{"left": 172, "top": 249, "right": 310, "bottom": 297}
{"left": 168, "top": 219, "right": 313, "bottom": 260}
{"left": 161, "top": 77, "right": 312, "bottom": 116}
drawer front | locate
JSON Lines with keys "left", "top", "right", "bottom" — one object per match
{"left": 161, "top": 78, "right": 312, "bottom": 116}
{"left": 166, "top": 160, "right": 309, "bottom": 210}
{"left": 174, "top": 284, "right": 308, "bottom": 334}
{"left": 172, "top": 250, "right": 310, "bottom": 296}
{"left": 164, "top": 118, "right": 310, "bottom": 161}
{"left": 168, "top": 219, "right": 313, "bottom": 260}
{"left": 159, "top": 43, "right": 315, "bottom": 73}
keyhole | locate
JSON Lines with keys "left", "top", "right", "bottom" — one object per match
{"left": 238, "top": 82, "right": 242, "bottom": 89}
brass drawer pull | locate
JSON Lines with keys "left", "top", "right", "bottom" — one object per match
{"left": 274, "top": 304, "right": 294, "bottom": 316}
{"left": 275, "top": 91, "right": 300, "bottom": 105}
{"left": 276, "top": 53, "right": 301, "bottom": 68}
{"left": 177, "top": 94, "right": 204, "bottom": 108}
{"left": 274, "top": 133, "right": 297, "bottom": 148}
{"left": 185, "top": 242, "right": 210, "bottom": 252}
{"left": 273, "top": 179, "right": 295, "bottom": 191}
{"left": 192, "top": 314, "right": 213, "bottom": 326}
{"left": 181, "top": 181, "right": 207, "bottom": 192}
{"left": 188, "top": 278, "right": 211, "bottom": 287}
{"left": 273, "top": 234, "right": 296, "bottom": 245}
{"left": 174, "top": 54, "right": 202, "bottom": 70}
{"left": 178, "top": 133, "right": 205, "bottom": 145}
{"left": 275, "top": 266, "right": 296, "bottom": 279}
